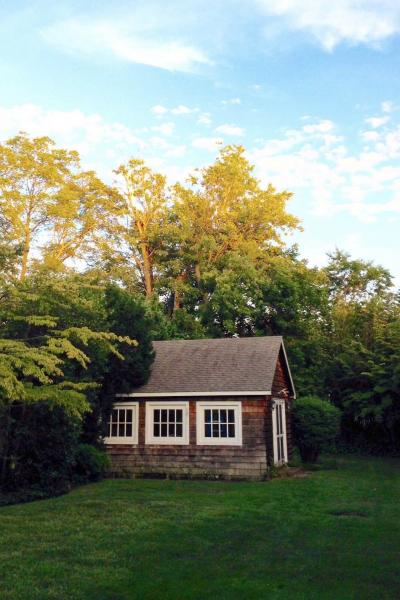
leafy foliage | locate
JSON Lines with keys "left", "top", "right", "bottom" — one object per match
{"left": 0, "top": 131, "right": 399, "bottom": 500}
{"left": 73, "top": 443, "right": 110, "bottom": 483}
{"left": 292, "top": 396, "right": 341, "bottom": 462}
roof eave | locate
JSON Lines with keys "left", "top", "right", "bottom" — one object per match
{"left": 117, "top": 390, "right": 272, "bottom": 398}
{"left": 280, "top": 339, "right": 297, "bottom": 399}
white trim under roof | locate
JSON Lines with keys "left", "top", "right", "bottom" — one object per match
{"left": 116, "top": 390, "right": 272, "bottom": 398}
{"left": 280, "top": 340, "right": 297, "bottom": 399}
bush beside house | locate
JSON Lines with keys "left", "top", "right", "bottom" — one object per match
{"left": 292, "top": 396, "right": 341, "bottom": 462}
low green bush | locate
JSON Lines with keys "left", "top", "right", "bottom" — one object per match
{"left": 74, "top": 444, "right": 110, "bottom": 483}
{"left": 292, "top": 396, "right": 341, "bottom": 462}
{"left": 2, "top": 403, "right": 80, "bottom": 492}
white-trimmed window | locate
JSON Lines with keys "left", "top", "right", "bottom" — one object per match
{"left": 145, "top": 401, "right": 189, "bottom": 445}
{"left": 105, "top": 402, "right": 139, "bottom": 444}
{"left": 196, "top": 401, "right": 242, "bottom": 446}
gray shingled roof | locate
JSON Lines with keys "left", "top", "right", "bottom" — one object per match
{"left": 130, "top": 336, "right": 287, "bottom": 395}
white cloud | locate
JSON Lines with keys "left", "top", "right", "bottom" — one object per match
{"left": 250, "top": 114, "right": 400, "bottom": 223}
{"left": 171, "top": 105, "right": 199, "bottom": 115}
{"left": 221, "top": 98, "right": 241, "bottom": 105}
{"left": 152, "top": 122, "right": 175, "bottom": 136}
{"left": 361, "top": 130, "right": 380, "bottom": 142}
{"left": 192, "top": 137, "right": 223, "bottom": 151}
{"left": 0, "top": 103, "right": 188, "bottom": 183}
{"left": 0, "top": 104, "right": 150, "bottom": 182}
{"left": 215, "top": 123, "right": 245, "bottom": 136}
{"left": 151, "top": 104, "right": 199, "bottom": 117}
{"left": 197, "top": 113, "right": 212, "bottom": 126}
{"left": 0, "top": 103, "right": 144, "bottom": 151}
{"left": 42, "top": 19, "right": 211, "bottom": 73}
{"left": 255, "top": 0, "right": 400, "bottom": 50}
{"left": 302, "top": 120, "right": 335, "bottom": 134}
{"left": 365, "top": 115, "right": 390, "bottom": 128}
{"left": 151, "top": 105, "right": 169, "bottom": 115}
{"left": 382, "top": 100, "right": 394, "bottom": 113}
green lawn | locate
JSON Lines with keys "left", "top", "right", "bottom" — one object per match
{"left": 0, "top": 457, "right": 399, "bottom": 600}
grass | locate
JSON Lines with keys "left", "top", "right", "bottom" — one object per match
{"left": 0, "top": 456, "right": 399, "bottom": 600}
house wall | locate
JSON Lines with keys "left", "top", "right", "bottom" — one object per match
{"left": 106, "top": 396, "right": 268, "bottom": 480}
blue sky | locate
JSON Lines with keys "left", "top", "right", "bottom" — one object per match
{"left": 1, "top": 1, "right": 400, "bottom": 285}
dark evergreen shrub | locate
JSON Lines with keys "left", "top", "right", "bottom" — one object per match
{"left": 292, "top": 396, "right": 341, "bottom": 462}
{"left": 74, "top": 444, "right": 110, "bottom": 483}
{"left": 3, "top": 403, "right": 80, "bottom": 493}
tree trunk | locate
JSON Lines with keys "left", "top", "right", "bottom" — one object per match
{"left": 194, "top": 263, "right": 208, "bottom": 305}
{"left": 20, "top": 223, "right": 31, "bottom": 282}
{"left": 172, "top": 273, "right": 187, "bottom": 314}
{"left": 141, "top": 243, "right": 154, "bottom": 297}
{"left": 173, "top": 289, "right": 181, "bottom": 313}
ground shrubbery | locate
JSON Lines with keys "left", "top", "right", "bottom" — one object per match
{"left": 0, "top": 404, "right": 110, "bottom": 505}
{"left": 292, "top": 396, "right": 341, "bottom": 462}
{"left": 74, "top": 443, "right": 110, "bottom": 484}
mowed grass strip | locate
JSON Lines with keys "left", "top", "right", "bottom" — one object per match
{"left": 0, "top": 456, "right": 399, "bottom": 600}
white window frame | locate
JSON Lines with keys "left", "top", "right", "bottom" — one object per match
{"left": 145, "top": 401, "right": 189, "bottom": 445}
{"left": 196, "top": 401, "right": 242, "bottom": 446}
{"left": 105, "top": 402, "right": 139, "bottom": 445}
{"left": 272, "top": 398, "right": 288, "bottom": 465}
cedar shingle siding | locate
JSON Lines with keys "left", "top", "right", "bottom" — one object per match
{"left": 107, "top": 337, "right": 295, "bottom": 480}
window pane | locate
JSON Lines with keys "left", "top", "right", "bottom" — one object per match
{"left": 220, "top": 410, "right": 227, "bottom": 423}
{"left": 204, "top": 409, "right": 211, "bottom": 423}
{"left": 176, "top": 410, "right": 183, "bottom": 423}
{"left": 176, "top": 423, "right": 183, "bottom": 437}
{"left": 112, "top": 423, "right": 118, "bottom": 436}
{"left": 119, "top": 423, "right": 125, "bottom": 436}
{"left": 111, "top": 409, "right": 118, "bottom": 423}
{"left": 212, "top": 423, "right": 219, "bottom": 437}
{"left": 126, "top": 423, "right": 132, "bottom": 436}
{"left": 212, "top": 409, "right": 219, "bottom": 422}
{"left": 228, "top": 410, "right": 235, "bottom": 423}
{"left": 205, "top": 424, "right": 212, "bottom": 437}
{"left": 168, "top": 409, "right": 175, "bottom": 423}
{"left": 154, "top": 423, "right": 160, "bottom": 437}
{"left": 220, "top": 424, "right": 227, "bottom": 437}
{"left": 161, "top": 423, "right": 168, "bottom": 436}
{"left": 228, "top": 424, "right": 235, "bottom": 438}
{"left": 161, "top": 409, "right": 168, "bottom": 423}
{"left": 119, "top": 409, "right": 126, "bottom": 423}
{"left": 168, "top": 423, "right": 175, "bottom": 436}
{"left": 126, "top": 409, "right": 133, "bottom": 423}
{"left": 154, "top": 409, "right": 160, "bottom": 423}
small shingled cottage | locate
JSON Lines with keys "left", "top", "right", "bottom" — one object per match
{"left": 105, "top": 336, "right": 296, "bottom": 480}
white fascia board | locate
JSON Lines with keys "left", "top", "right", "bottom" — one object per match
{"left": 116, "top": 390, "right": 271, "bottom": 398}
{"left": 280, "top": 339, "right": 297, "bottom": 399}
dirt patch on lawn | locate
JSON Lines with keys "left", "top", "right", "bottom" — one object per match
{"left": 271, "top": 466, "right": 312, "bottom": 479}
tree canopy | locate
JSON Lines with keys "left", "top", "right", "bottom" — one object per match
{"left": 0, "top": 132, "right": 398, "bottom": 476}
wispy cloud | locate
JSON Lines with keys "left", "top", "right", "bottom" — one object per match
{"left": 0, "top": 103, "right": 188, "bottom": 182}
{"left": 215, "top": 123, "right": 245, "bottom": 136}
{"left": 152, "top": 122, "right": 175, "bottom": 136}
{"left": 42, "top": 18, "right": 211, "bottom": 73}
{"left": 250, "top": 108, "right": 400, "bottom": 223}
{"left": 197, "top": 113, "right": 212, "bottom": 126}
{"left": 365, "top": 115, "right": 390, "bottom": 128}
{"left": 151, "top": 104, "right": 199, "bottom": 116}
{"left": 192, "top": 137, "right": 223, "bottom": 151}
{"left": 221, "top": 98, "right": 241, "bottom": 105}
{"left": 255, "top": 0, "right": 400, "bottom": 50}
